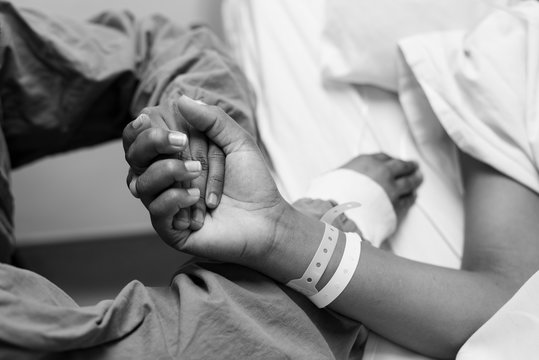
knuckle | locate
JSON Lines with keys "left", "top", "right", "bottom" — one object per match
{"left": 125, "top": 147, "right": 134, "bottom": 164}
{"left": 208, "top": 174, "right": 224, "bottom": 186}
{"left": 190, "top": 147, "right": 206, "bottom": 159}
{"left": 148, "top": 127, "right": 163, "bottom": 143}
{"left": 191, "top": 150, "right": 209, "bottom": 171}
{"left": 207, "top": 108, "right": 228, "bottom": 133}
{"left": 135, "top": 175, "right": 146, "bottom": 193}
{"left": 403, "top": 162, "right": 416, "bottom": 173}
{"left": 402, "top": 178, "right": 413, "bottom": 189}
{"left": 163, "top": 159, "right": 179, "bottom": 174}
{"left": 388, "top": 160, "right": 404, "bottom": 173}
{"left": 208, "top": 150, "right": 225, "bottom": 161}
{"left": 148, "top": 200, "right": 165, "bottom": 218}
{"left": 210, "top": 114, "right": 225, "bottom": 134}
{"left": 122, "top": 125, "right": 133, "bottom": 142}
{"left": 125, "top": 149, "right": 143, "bottom": 173}
{"left": 193, "top": 200, "right": 205, "bottom": 211}
{"left": 199, "top": 157, "right": 210, "bottom": 172}
{"left": 149, "top": 190, "right": 181, "bottom": 218}
{"left": 125, "top": 146, "right": 141, "bottom": 170}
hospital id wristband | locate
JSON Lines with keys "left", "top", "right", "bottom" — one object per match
{"left": 320, "top": 201, "right": 362, "bottom": 224}
{"left": 309, "top": 232, "right": 362, "bottom": 308}
{"left": 287, "top": 202, "right": 362, "bottom": 297}
{"left": 286, "top": 223, "right": 339, "bottom": 296}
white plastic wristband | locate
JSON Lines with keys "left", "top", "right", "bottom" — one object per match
{"left": 309, "top": 232, "right": 362, "bottom": 308}
{"left": 287, "top": 202, "right": 362, "bottom": 297}
{"left": 320, "top": 201, "right": 362, "bottom": 224}
{"left": 307, "top": 169, "right": 397, "bottom": 247}
{"left": 286, "top": 223, "right": 339, "bottom": 296}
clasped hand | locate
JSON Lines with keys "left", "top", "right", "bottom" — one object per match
{"left": 123, "top": 96, "right": 292, "bottom": 266}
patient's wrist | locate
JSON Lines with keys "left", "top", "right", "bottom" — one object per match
{"left": 265, "top": 206, "right": 362, "bottom": 308}
{"left": 263, "top": 206, "right": 327, "bottom": 284}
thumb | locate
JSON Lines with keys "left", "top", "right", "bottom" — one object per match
{"left": 174, "top": 95, "right": 255, "bottom": 155}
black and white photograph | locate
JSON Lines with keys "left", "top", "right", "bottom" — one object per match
{"left": 1, "top": 0, "right": 537, "bottom": 359}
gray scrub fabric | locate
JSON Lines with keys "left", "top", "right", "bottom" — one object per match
{"left": 0, "top": 262, "right": 363, "bottom": 359}
{"left": 0, "top": 2, "right": 363, "bottom": 359}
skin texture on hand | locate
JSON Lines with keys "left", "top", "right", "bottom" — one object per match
{"left": 124, "top": 95, "right": 293, "bottom": 267}
{"left": 123, "top": 97, "right": 539, "bottom": 359}
{"left": 123, "top": 101, "right": 226, "bottom": 231}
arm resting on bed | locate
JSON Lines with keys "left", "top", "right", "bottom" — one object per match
{"left": 302, "top": 153, "right": 539, "bottom": 358}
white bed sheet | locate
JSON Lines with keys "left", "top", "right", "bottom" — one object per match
{"left": 223, "top": 1, "right": 464, "bottom": 358}
{"left": 397, "top": 4, "right": 539, "bottom": 357}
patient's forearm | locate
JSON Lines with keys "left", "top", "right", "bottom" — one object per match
{"left": 264, "top": 211, "right": 515, "bottom": 359}
{"left": 332, "top": 243, "right": 516, "bottom": 358}
{"left": 262, "top": 156, "right": 539, "bottom": 359}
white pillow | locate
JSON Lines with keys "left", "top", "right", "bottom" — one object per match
{"left": 321, "top": 0, "right": 510, "bottom": 91}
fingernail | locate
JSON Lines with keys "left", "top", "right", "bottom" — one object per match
{"left": 207, "top": 192, "right": 218, "bottom": 207}
{"left": 187, "top": 188, "right": 200, "bottom": 198}
{"left": 193, "top": 208, "right": 204, "bottom": 224}
{"left": 129, "top": 177, "right": 139, "bottom": 198}
{"left": 185, "top": 160, "right": 201, "bottom": 173}
{"left": 181, "top": 95, "right": 207, "bottom": 106}
{"left": 132, "top": 114, "right": 149, "bottom": 129}
{"left": 180, "top": 94, "right": 196, "bottom": 103}
{"left": 169, "top": 132, "right": 187, "bottom": 147}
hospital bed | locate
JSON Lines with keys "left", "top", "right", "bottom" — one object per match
{"left": 222, "top": 2, "right": 462, "bottom": 358}
{"left": 221, "top": 0, "right": 539, "bottom": 358}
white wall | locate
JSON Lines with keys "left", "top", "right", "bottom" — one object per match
{"left": 11, "top": 0, "right": 223, "bottom": 244}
